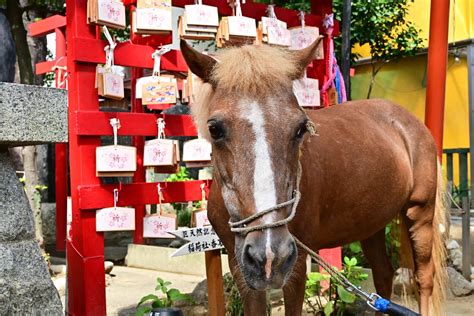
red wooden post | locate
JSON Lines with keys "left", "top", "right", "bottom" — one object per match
{"left": 55, "top": 26, "right": 68, "bottom": 252}
{"left": 55, "top": 143, "right": 68, "bottom": 251}
{"left": 65, "top": 0, "right": 106, "bottom": 313}
{"left": 424, "top": 0, "right": 451, "bottom": 158}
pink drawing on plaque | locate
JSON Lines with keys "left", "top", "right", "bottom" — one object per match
{"left": 104, "top": 74, "right": 122, "bottom": 95}
{"left": 143, "top": 215, "right": 176, "bottom": 238}
{"left": 143, "top": 140, "right": 174, "bottom": 166}
{"left": 102, "top": 149, "right": 128, "bottom": 169}
{"left": 96, "top": 146, "right": 136, "bottom": 172}
{"left": 98, "top": 0, "right": 125, "bottom": 25}
{"left": 96, "top": 207, "right": 135, "bottom": 232}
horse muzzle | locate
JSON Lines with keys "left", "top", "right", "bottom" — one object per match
{"left": 239, "top": 230, "right": 298, "bottom": 290}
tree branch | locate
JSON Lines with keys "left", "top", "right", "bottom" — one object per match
{"left": 6, "top": 0, "right": 34, "bottom": 84}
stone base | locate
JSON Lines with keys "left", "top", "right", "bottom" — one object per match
{"left": 0, "top": 150, "right": 62, "bottom": 314}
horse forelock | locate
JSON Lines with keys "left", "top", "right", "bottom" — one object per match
{"left": 192, "top": 44, "right": 299, "bottom": 142}
{"left": 212, "top": 44, "right": 298, "bottom": 95}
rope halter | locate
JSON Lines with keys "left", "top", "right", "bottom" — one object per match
{"left": 228, "top": 161, "right": 302, "bottom": 235}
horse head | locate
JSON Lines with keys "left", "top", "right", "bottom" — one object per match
{"left": 181, "top": 38, "right": 322, "bottom": 290}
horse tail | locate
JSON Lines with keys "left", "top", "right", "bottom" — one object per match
{"left": 431, "top": 161, "right": 448, "bottom": 316}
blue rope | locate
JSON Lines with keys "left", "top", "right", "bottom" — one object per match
{"left": 374, "top": 297, "right": 390, "bottom": 312}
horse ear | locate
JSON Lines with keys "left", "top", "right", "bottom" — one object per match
{"left": 180, "top": 39, "right": 217, "bottom": 84}
{"left": 290, "top": 36, "right": 324, "bottom": 80}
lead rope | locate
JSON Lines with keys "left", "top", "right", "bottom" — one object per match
{"left": 227, "top": 117, "right": 419, "bottom": 316}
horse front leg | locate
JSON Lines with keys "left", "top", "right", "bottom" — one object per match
{"left": 283, "top": 251, "right": 308, "bottom": 316}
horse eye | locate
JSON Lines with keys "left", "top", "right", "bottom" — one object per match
{"left": 295, "top": 122, "right": 307, "bottom": 139}
{"left": 208, "top": 120, "right": 225, "bottom": 141}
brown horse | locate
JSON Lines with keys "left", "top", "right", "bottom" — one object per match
{"left": 180, "top": 38, "right": 446, "bottom": 315}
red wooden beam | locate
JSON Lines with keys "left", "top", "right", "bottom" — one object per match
{"left": 28, "top": 15, "right": 66, "bottom": 37}
{"left": 72, "top": 38, "right": 188, "bottom": 71}
{"left": 75, "top": 111, "right": 197, "bottom": 136}
{"left": 78, "top": 180, "right": 211, "bottom": 210}
{"left": 35, "top": 58, "right": 67, "bottom": 75}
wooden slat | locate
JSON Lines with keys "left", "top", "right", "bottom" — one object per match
{"left": 35, "top": 58, "right": 67, "bottom": 75}
{"left": 75, "top": 111, "right": 197, "bottom": 136}
{"left": 78, "top": 180, "right": 211, "bottom": 209}
{"left": 28, "top": 15, "right": 66, "bottom": 37}
{"left": 72, "top": 38, "right": 188, "bottom": 71}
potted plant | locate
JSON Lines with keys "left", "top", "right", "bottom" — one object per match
{"left": 135, "top": 277, "right": 193, "bottom": 316}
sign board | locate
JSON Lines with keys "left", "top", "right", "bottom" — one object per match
{"left": 169, "top": 226, "right": 224, "bottom": 257}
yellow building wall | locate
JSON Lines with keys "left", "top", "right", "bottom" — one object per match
{"left": 409, "top": 0, "right": 473, "bottom": 44}
{"left": 351, "top": 55, "right": 469, "bottom": 150}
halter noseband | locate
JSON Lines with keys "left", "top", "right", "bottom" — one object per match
{"left": 228, "top": 161, "right": 302, "bottom": 235}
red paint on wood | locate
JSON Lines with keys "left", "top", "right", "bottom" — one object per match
{"left": 28, "top": 15, "right": 66, "bottom": 37}
{"left": 75, "top": 111, "right": 197, "bottom": 136}
{"left": 66, "top": 0, "right": 106, "bottom": 312}
{"left": 55, "top": 143, "right": 68, "bottom": 252}
{"left": 72, "top": 38, "right": 188, "bottom": 71}
{"left": 425, "top": 0, "right": 450, "bottom": 157}
{"left": 35, "top": 59, "right": 67, "bottom": 75}
{"left": 319, "top": 247, "right": 342, "bottom": 271}
{"left": 78, "top": 180, "right": 211, "bottom": 210}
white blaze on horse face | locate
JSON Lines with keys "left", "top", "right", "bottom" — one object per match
{"left": 240, "top": 100, "right": 277, "bottom": 279}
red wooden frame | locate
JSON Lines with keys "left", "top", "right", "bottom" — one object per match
{"left": 57, "top": 0, "right": 339, "bottom": 314}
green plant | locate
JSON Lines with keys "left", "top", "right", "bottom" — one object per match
{"left": 165, "top": 167, "right": 193, "bottom": 182}
{"left": 164, "top": 167, "right": 201, "bottom": 227}
{"left": 135, "top": 277, "right": 193, "bottom": 316}
{"left": 305, "top": 256, "right": 368, "bottom": 315}
{"left": 343, "top": 218, "right": 401, "bottom": 271}
{"left": 384, "top": 219, "right": 401, "bottom": 269}
{"left": 224, "top": 273, "right": 244, "bottom": 316}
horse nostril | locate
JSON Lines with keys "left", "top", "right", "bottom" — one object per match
{"left": 243, "top": 244, "right": 264, "bottom": 266}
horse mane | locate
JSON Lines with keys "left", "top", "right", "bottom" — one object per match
{"left": 192, "top": 44, "right": 298, "bottom": 140}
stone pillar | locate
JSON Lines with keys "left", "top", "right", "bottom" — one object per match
{"left": 0, "top": 82, "right": 67, "bottom": 315}
{"left": 0, "top": 149, "right": 63, "bottom": 314}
